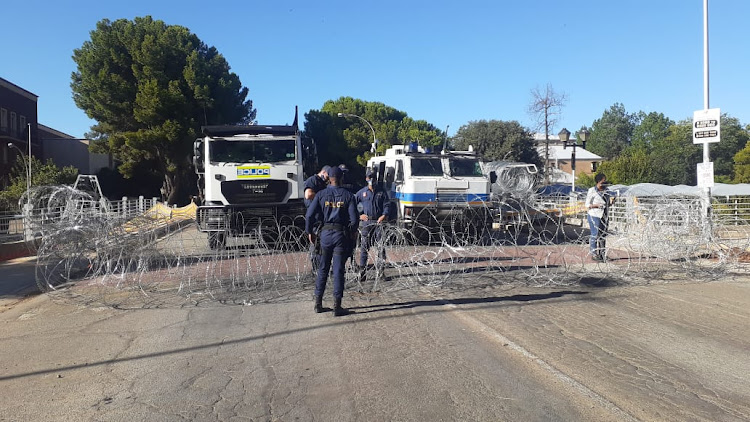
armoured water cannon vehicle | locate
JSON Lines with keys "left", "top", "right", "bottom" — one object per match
{"left": 193, "top": 109, "right": 307, "bottom": 249}
{"left": 366, "top": 143, "right": 493, "bottom": 242}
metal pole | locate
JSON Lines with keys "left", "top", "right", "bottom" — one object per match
{"left": 338, "top": 113, "right": 376, "bottom": 151}
{"left": 7, "top": 143, "right": 29, "bottom": 193}
{"left": 703, "top": 0, "right": 709, "bottom": 112}
{"left": 702, "top": 0, "right": 712, "bottom": 234}
{"left": 702, "top": 0, "right": 711, "bottom": 164}
{"left": 571, "top": 147, "right": 576, "bottom": 197}
{"left": 27, "top": 123, "right": 32, "bottom": 192}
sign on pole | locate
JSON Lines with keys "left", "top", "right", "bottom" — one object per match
{"left": 697, "top": 161, "right": 714, "bottom": 188}
{"left": 693, "top": 108, "right": 721, "bottom": 144}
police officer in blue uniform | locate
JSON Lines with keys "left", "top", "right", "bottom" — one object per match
{"left": 303, "top": 165, "right": 330, "bottom": 272}
{"left": 355, "top": 168, "right": 392, "bottom": 283}
{"left": 305, "top": 166, "right": 358, "bottom": 316}
{"left": 303, "top": 165, "right": 331, "bottom": 207}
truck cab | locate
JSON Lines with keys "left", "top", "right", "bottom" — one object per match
{"left": 194, "top": 110, "right": 306, "bottom": 249}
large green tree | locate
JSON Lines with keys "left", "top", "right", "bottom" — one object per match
{"left": 711, "top": 115, "right": 749, "bottom": 182}
{"left": 597, "top": 145, "right": 652, "bottom": 185}
{"left": 648, "top": 120, "right": 701, "bottom": 185}
{"left": 452, "top": 120, "right": 541, "bottom": 167}
{"left": 303, "top": 97, "right": 443, "bottom": 179}
{"left": 733, "top": 143, "right": 750, "bottom": 183}
{"left": 586, "top": 103, "right": 639, "bottom": 159}
{"left": 631, "top": 111, "right": 673, "bottom": 150}
{"left": 71, "top": 16, "right": 254, "bottom": 204}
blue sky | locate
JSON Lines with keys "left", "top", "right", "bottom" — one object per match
{"left": 2, "top": 0, "right": 748, "bottom": 139}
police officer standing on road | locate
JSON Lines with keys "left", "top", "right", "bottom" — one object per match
{"left": 303, "top": 166, "right": 331, "bottom": 271}
{"left": 305, "top": 166, "right": 358, "bottom": 316}
{"left": 303, "top": 165, "right": 331, "bottom": 207}
{"left": 355, "top": 168, "right": 392, "bottom": 283}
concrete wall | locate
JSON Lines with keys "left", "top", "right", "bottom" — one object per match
{"left": 41, "top": 138, "right": 110, "bottom": 175}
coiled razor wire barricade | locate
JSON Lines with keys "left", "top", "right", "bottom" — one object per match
{"left": 16, "top": 184, "right": 750, "bottom": 308}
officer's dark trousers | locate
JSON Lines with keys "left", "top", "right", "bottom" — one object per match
{"left": 316, "top": 230, "right": 349, "bottom": 298}
{"left": 359, "top": 224, "right": 386, "bottom": 268}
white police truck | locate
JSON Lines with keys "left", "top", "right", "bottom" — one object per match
{"left": 366, "top": 144, "right": 492, "bottom": 243}
{"left": 193, "top": 110, "right": 306, "bottom": 249}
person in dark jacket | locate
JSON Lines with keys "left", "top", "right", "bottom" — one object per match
{"left": 303, "top": 165, "right": 331, "bottom": 207}
{"left": 355, "top": 168, "right": 392, "bottom": 283}
{"left": 305, "top": 166, "right": 359, "bottom": 316}
{"left": 303, "top": 165, "right": 331, "bottom": 272}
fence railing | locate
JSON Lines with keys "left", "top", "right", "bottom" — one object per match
{"left": 0, "top": 196, "right": 161, "bottom": 243}
{"left": 3, "top": 193, "right": 750, "bottom": 244}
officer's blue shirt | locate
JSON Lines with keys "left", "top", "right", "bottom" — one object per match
{"left": 305, "top": 185, "right": 359, "bottom": 234}
{"left": 303, "top": 174, "right": 327, "bottom": 208}
{"left": 355, "top": 185, "right": 392, "bottom": 227}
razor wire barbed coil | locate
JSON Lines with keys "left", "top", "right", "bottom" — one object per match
{"left": 17, "top": 184, "right": 750, "bottom": 308}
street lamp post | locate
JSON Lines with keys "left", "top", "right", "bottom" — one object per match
{"left": 7, "top": 142, "right": 31, "bottom": 193}
{"left": 560, "top": 127, "right": 588, "bottom": 199}
{"left": 337, "top": 113, "right": 377, "bottom": 153}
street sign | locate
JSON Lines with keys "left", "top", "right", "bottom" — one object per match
{"left": 693, "top": 108, "right": 721, "bottom": 144}
{"left": 697, "top": 161, "right": 714, "bottom": 188}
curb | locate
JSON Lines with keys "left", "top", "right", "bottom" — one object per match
{"left": 0, "top": 241, "right": 33, "bottom": 262}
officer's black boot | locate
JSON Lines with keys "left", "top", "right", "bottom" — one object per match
{"left": 333, "top": 297, "right": 349, "bottom": 317}
{"left": 314, "top": 295, "right": 323, "bottom": 313}
{"left": 358, "top": 267, "right": 366, "bottom": 284}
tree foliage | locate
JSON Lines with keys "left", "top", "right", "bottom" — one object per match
{"left": 648, "top": 121, "right": 701, "bottom": 185}
{"left": 303, "top": 97, "right": 443, "bottom": 180}
{"left": 587, "top": 103, "right": 639, "bottom": 159}
{"left": 733, "top": 143, "right": 750, "bottom": 183}
{"left": 0, "top": 156, "right": 78, "bottom": 211}
{"left": 596, "top": 145, "right": 652, "bottom": 185}
{"left": 631, "top": 111, "right": 673, "bottom": 150}
{"left": 452, "top": 120, "right": 541, "bottom": 167}
{"left": 71, "top": 16, "right": 254, "bottom": 204}
{"left": 712, "top": 115, "right": 749, "bottom": 181}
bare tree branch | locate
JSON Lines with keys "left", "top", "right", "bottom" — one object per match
{"left": 528, "top": 83, "right": 567, "bottom": 184}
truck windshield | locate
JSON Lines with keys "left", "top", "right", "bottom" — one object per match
{"left": 410, "top": 158, "right": 444, "bottom": 176}
{"left": 449, "top": 158, "right": 483, "bottom": 177}
{"left": 210, "top": 140, "right": 296, "bottom": 163}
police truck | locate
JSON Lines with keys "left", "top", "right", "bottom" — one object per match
{"left": 193, "top": 109, "right": 307, "bottom": 249}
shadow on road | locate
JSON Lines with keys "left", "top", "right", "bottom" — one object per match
{"left": 0, "top": 289, "right": 590, "bottom": 382}
{"left": 349, "top": 290, "right": 589, "bottom": 314}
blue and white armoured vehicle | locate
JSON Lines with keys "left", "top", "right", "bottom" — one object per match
{"left": 366, "top": 144, "right": 492, "bottom": 241}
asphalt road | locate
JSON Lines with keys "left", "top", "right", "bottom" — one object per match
{"left": 1, "top": 259, "right": 749, "bottom": 421}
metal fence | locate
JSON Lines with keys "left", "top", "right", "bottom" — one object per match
{"left": 0, "top": 196, "right": 161, "bottom": 243}
{"left": 3, "top": 192, "right": 750, "bottom": 245}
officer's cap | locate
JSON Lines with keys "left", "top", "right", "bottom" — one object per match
{"left": 365, "top": 169, "right": 376, "bottom": 179}
{"left": 321, "top": 165, "right": 332, "bottom": 174}
{"left": 328, "top": 166, "right": 344, "bottom": 180}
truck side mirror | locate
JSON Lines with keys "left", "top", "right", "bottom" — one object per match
{"left": 489, "top": 171, "right": 497, "bottom": 184}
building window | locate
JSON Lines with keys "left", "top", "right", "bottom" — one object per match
{"left": 10, "top": 111, "right": 17, "bottom": 136}
{"left": 0, "top": 108, "right": 6, "bottom": 132}
{"left": 20, "top": 115, "right": 26, "bottom": 134}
